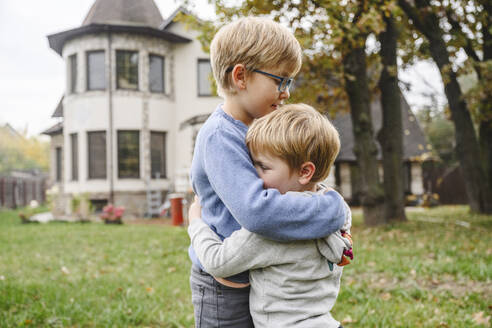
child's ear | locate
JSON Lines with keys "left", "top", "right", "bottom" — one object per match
{"left": 298, "top": 162, "right": 315, "bottom": 185}
{"left": 231, "top": 64, "right": 247, "bottom": 90}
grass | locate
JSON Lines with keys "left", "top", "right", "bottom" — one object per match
{"left": 0, "top": 206, "right": 491, "bottom": 327}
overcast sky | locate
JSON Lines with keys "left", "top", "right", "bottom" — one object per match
{"left": 0, "top": 0, "right": 445, "bottom": 138}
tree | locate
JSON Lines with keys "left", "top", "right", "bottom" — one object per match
{"left": 0, "top": 128, "right": 49, "bottom": 173}
{"left": 378, "top": 12, "right": 406, "bottom": 222}
{"left": 186, "top": 0, "right": 416, "bottom": 224}
{"left": 398, "top": 0, "right": 492, "bottom": 213}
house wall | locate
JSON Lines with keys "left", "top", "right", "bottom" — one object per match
{"left": 168, "top": 23, "right": 221, "bottom": 192}
{"left": 410, "top": 162, "right": 424, "bottom": 195}
{"left": 339, "top": 163, "right": 352, "bottom": 199}
{"left": 54, "top": 23, "right": 221, "bottom": 216}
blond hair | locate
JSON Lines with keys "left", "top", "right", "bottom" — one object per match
{"left": 210, "top": 17, "right": 302, "bottom": 96}
{"left": 246, "top": 104, "right": 340, "bottom": 182}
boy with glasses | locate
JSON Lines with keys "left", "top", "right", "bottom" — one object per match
{"left": 189, "top": 104, "right": 352, "bottom": 328}
{"left": 188, "top": 17, "right": 348, "bottom": 327}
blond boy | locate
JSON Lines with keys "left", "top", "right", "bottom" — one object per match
{"left": 189, "top": 17, "right": 348, "bottom": 327}
{"left": 189, "top": 104, "right": 352, "bottom": 328}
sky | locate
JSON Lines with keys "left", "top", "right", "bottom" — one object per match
{"left": 0, "top": 0, "right": 445, "bottom": 138}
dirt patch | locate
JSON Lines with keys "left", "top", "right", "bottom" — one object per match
{"left": 346, "top": 272, "right": 492, "bottom": 298}
{"left": 125, "top": 218, "right": 176, "bottom": 225}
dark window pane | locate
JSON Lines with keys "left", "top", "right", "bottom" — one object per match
{"left": 149, "top": 55, "right": 164, "bottom": 93}
{"left": 118, "top": 131, "right": 140, "bottom": 179}
{"left": 88, "top": 131, "right": 107, "bottom": 179}
{"left": 71, "top": 133, "right": 78, "bottom": 181}
{"left": 55, "top": 147, "right": 62, "bottom": 182}
{"left": 197, "top": 59, "right": 212, "bottom": 96}
{"left": 116, "top": 51, "right": 139, "bottom": 90}
{"left": 150, "top": 132, "right": 166, "bottom": 179}
{"left": 87, "top": 51, "right": 106, "bottom": 90}
{"left": 69, "top": 54, "right": 77, "bottom": 93}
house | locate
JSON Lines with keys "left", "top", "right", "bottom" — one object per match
{"left": 42, "top": 0, "right": 221, "bottom": 216}
{"left": 324, "top": 95, "right": 432, "bottom": 204}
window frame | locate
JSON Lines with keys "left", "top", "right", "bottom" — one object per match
{"left": 117, "top": 130, "right": 140, "bottom": 179}
{"left": 197, "top": 58, "right": 213, "bottom": 97}
{"left": 86, "top": 50, "right": 106, "bottom": 91}
{"left": 69, "top": 54, "right": 77, "bottom": 94}
{"left": 116, "top": 50, "right": 139, "bottom": 91}
{"left": 55, "top": 147, "right": 62, "bottom": 182}
{"left": 87, "top": 131, "right": 107, "bottom": 180}
{"left": 70, "top": 133, "right": 78, "bottom": 181}
{"left": 149, "top": 54, "right": 165, "bottom": 94}
{"left": 150, "top": 131, "right": 167, "bottom": 179}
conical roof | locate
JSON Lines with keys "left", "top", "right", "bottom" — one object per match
{"left": 82, "top": 0, "right": 164, "bottom": 28}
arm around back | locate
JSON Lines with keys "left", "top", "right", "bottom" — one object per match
{"left": 203, "top": 128, "right": 346, "bottom": 241}
{"left": 188, "top": 220, "right": 280, "bottom": 277}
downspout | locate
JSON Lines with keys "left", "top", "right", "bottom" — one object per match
{"left": 108, "top": 31, "right": 114, "bottom": 204}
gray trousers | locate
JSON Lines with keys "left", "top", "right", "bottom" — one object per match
{"left": 190, "top": 265, "right": 254, "bottom": 328}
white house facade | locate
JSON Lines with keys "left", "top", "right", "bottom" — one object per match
{"left": 43, "top": 0, "right": 220, "bottom": 216}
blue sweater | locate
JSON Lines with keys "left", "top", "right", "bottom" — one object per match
{"left": 189, "top": 106, "right": 347, "bottom": 283}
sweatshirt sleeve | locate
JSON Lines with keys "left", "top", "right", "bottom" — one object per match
{"left": 188, "top": 219, "right": 280, "bottom": 277}
{"left": 202, "top": 129, "right": 346, "bottom": 241}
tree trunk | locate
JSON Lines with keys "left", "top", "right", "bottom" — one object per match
{"left": 399, "top": 0, "right": 492, "bottom": 213}
{"left": 342, "top": 40, "right": 385, "bottom": 225}
{"left": 378, "top": 14, "right": 407, "bottom": 222}
{"left": 479, "top": 0, "right": 492, "bottom": 212}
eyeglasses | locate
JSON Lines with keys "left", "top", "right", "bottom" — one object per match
{"left": 252, "top": 69, "right": 294, "bottom": 93}
{"left": 225, "top": 67, "right": 294, "bottom": 93}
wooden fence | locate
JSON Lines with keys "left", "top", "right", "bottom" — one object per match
{"left": 0, "top": 172, "right": 47, "bottom": 209}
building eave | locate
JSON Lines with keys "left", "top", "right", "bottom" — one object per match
{"left": 47, "top": 23, "right": 191, "bottom": 56}
{"left": 41, "top": 122, "right": 63, "bottom": 136}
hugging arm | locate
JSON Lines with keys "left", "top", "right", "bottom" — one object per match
{"left": 203, "top": 129, "right": 346, "bottom": 241}
{"left": 188, "top": 220, "right": 279, "bottom": 278}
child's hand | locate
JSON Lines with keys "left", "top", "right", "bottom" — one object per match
{"left": 188, "top": 196, "right": 202, "bottom": 223}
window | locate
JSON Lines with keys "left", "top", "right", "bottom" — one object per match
{"left": 55, "top": 147, "right": 62, "bottom": 182}
{"left": 197, "top": 59, "right": 213, "bottom": 96}
{"left": 149, "top": 54, "right": 165, "bottom": 93}
{"left": 70, "top": 133, "right": 78, "bottom": 181}
{"left": 116, "top": 50, "right": 139, "bottom": 90}
{"left": 88, "top": 131, "right": 107, "bottom": 179}
{"left": 150, "top": 132, "right": 166, "bottom": 179}
{"left": 69, "top": 54, "right": 77, "bottom": 93}
{"left": 87, "top": 51, "right": 106, "bottom": 90}
{"left": 90, "top": 199, "right": 108, "bottom": 214}
{"left": 118, "top": 131, "right": 140, "bottom": 178}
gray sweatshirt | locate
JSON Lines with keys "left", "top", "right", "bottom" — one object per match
{"left": 188, "top": 192, "right": 351, "bottom": 328}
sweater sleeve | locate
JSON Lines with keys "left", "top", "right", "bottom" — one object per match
{"left": 203, "top": 129, "right": 346, "bottom": 241}
{"left": 188, "top": 219, "right": 280, "bottom": 277}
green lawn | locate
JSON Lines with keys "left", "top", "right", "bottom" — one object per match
{"left": 0, "top": 206, "right": 491, "bottom": 327}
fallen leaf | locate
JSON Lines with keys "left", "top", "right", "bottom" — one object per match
{"left": 381, "top": 292, "right": 391, "bottom": 301}
{"left": 167, "top": 266, "right": 176, "bottom": 273}
{"left": 472, "top": 311, "right": 490, "bottom": 326}
{"left": 24, "top": 319, "right": 32, "bottom": 325}
{"left": 342, "top": 316, "right": 357, "bottom": 324}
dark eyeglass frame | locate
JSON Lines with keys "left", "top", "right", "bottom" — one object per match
{"left": 225, "top": 67, "right": 294, "bottom": 93}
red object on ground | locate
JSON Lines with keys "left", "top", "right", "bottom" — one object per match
{"left": 169, "top": 193, "right": 184, "bottom": 226}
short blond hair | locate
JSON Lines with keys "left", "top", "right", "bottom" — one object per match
{"left": 246, "top": 104, "right": 340, "bottom": 182}
{"left": 210, "top": 17, "right": 302, "bottom": 96}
